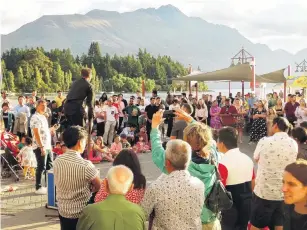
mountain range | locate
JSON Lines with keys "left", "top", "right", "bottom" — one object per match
{"left": 1, "top": 4, "right": 306, "bottom": 74}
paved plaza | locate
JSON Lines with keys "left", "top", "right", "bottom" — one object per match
{"left": 1, "top": 136, "right": 256, "bottom": 230}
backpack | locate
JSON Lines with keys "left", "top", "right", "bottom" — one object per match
{"left": 205, "top": 159, "right": 233, "bottom": 214}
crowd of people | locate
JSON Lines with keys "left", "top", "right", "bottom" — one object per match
{"left": 1, "top": 68, "right": 307, "bottom": 230}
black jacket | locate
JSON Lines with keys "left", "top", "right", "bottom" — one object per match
{"left": 64, "top": 78, "right": 94, "bottom": 115}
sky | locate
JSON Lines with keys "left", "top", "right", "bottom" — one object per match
{"left": 1, "top": 0, "right": 307, "bottom": 54}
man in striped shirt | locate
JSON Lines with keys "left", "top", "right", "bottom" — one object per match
{"left": 54, "top": 126, "right": 101, "bottom": 230}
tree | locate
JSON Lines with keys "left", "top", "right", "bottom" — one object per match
{"left": 197, "top": 82, "right": 208, "bottom": 92}
{"left": 1, "top": 44, "right": 188, "bottom": 92}
{"left": 91, "top": 64, "right": 100, "bottom": 92}
{"left": 52, "top": 63, "right": 65, "bottom": 91}
{"left": 43, "top": 70, "right": 52, "bottom": 86}
{"left": 15, "top": 67, "right": 25, "bottom": 91}
{"left": 6, "top": 71, "right": 15, "bottom": 92}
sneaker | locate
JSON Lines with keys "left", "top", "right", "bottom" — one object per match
{"left": 35, "top": 187, "right": 47, "bottom": 195}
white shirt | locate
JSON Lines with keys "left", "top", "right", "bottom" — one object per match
{"left": 120, "top": 127, "right": 134, "bottom": 138}
{"left": 30, "top": 112, "right": 52, "bottom": 150}
{"left": 295, "top": 107, "right": 307, "bottom": 125}
{"left": 219, "top": 148, "right": 254, "bottom": 186}
{"left": 254, "top": 132, "right": 298, "bottom": 200}
{"left": 138, "top": 105, "right": 146, "bottom": 113}
{"left": 103, "top": 106, "right": 118, "bottom": 122}
{"left": 195, "top": 107, "right": 208, "bottom": 119}
{"left": 141, "top": 170, "right": 204, "bottom": 230}
{"left": 169, "top": 104, "right": 180, "bottom": 110}
{"left": 94, "top": 106, "right": 104, "bottom": 123}
{"left": 14, "top": 104, "right": 30, "bottom": 117}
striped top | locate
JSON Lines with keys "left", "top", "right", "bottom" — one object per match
{"left": 54, "top": 149, "right": 99, "bottom": 219}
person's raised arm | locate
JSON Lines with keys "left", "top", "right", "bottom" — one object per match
{"left": 151, "top": 110, "right": 167, "bottom": 174}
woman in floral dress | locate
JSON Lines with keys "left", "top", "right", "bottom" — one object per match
{"left": 210, "top": 100, "right": 221, "bottom": 129}
{"left": 249, "top": 100, "right": 267, "bottom": 144}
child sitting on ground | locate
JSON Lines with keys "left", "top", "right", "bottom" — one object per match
{"left": 93, "top": 136, "right": 113, "bottom": 162}
{"left": 120, "top": 134, "right": 131, "bottom": 149}
{"left": 17, "top": 137, "right": 37, "bottom": 180}
{"left": 120, "top": 124, "right": 137, "bottom": 145}
{"left": 137, "top": 126, "right": 149, "bottom": 147}
{"left": 133, "top": 136, "right": 150, "bottom": 154}
{"left": 61, "top": 144, "right": 67, "bottom": 154}
{"left": 53, "top": 142, "right": 63, "bottom": 156}
{"left": 109, "top": 135, "right": 122, "bottom": 156}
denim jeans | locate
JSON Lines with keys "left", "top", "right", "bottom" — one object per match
{"left": 34, "top": 148, "right": 53, "bottom": 190}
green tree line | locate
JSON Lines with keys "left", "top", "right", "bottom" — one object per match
{"left": 1, "top": 42, "right": 191, "bottom": 93}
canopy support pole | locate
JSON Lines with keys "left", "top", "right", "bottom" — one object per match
{"left": 228, "top": 81, "right": 231, "bottom": 96}
{"left": 251, "top": 57, "right": 255, "bottom": 92}
{"left": 196, "top": 83, "right": 198, "bottom": 100}
{"left": 284, "top": 81, "right": 287, "bottom": 102}
{"left": 142, "top": 80, "right": 145, "bottom": 97}
{"left": 241, "top": 80, "right": 244, "bottom": 99}
{"left": 285, "top": 65, "right": 291, "bottom": 102}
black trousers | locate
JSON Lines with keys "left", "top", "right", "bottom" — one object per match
{"left": 34, "top": 148, "right": 53, "bottom": 190}
{"left": 96, "top": 122, "right": 105, "bottom": 137}
{"left": 118, "top": 117, "right": 124, "bottom": 134}
{"left": 65, "top": 113, "right": 85, "bottom": 128}
{"left": 146, "top": 121, "right": 152, "bottom": 141}
{"left": 166, "top": 118, "right": 173, "bottom": 137}
{"left": 59, "top": 215, "right": 78, "bottom": 230}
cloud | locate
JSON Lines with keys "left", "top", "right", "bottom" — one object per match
{"left": 0, "top": 0, "right": 306, "bottom": 53}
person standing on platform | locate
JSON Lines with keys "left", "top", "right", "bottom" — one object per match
{"left": 30, "top": 100, "right": 53, "bottom": 195}
{"left": 64, "top": 68, "right": 94, "bottom": 127}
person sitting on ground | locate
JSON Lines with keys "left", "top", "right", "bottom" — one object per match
{"left": 292, "top": 127, "right": 307, "bottom": 160}
{"left": 95, "top": 149, "right": 146, "bottom": 204}
{"left": 61, "top": 144, "right": 67, "bottom": 154}
{"left": 54, "top": 126, "right": 101, "bottom": 230}
{"left": 283, "top": 159, "right": 307, "bottom": 230}
{"left": 137, "top": 126, "right": 149, "bottom": 147}
{"left": 141, "top": 139, "right": 204, "bottom": 230}
{"left": 133, "top": 136, "right": 150, "bottom": 154}
{"left": 120, "top": 134, "right": 131, "bottom": 149}
{"left": 120, "top": 124, "right": 137, "bottom": 145}
{"left": 78, "top": 165, "right": 146, "bottom": 230}
{"left": 109, "top": 135, "right": 123, "bottom": 156}
{"left": 93, "top": 136, "right": 113, "bottom": 162}
{"left": 53, "top": 141, "right": 63, "bottom": 156}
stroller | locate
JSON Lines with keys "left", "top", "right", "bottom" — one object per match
{"left": 1, "top": 132, "right": 23, "bottom": 181}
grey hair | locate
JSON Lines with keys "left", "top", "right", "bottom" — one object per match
{"left": 165, "top": 140, "right": 192, "bottom": 170}
{"left": 107, "top": 165, "right": 134, "bottom": 195}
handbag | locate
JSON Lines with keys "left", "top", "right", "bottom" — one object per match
{"left": 205, "top": 159, "right": 233, "bottom": 214}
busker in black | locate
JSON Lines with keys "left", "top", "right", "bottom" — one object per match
{"left": 64, "top": 68, "right": 94, "bottom": 127}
